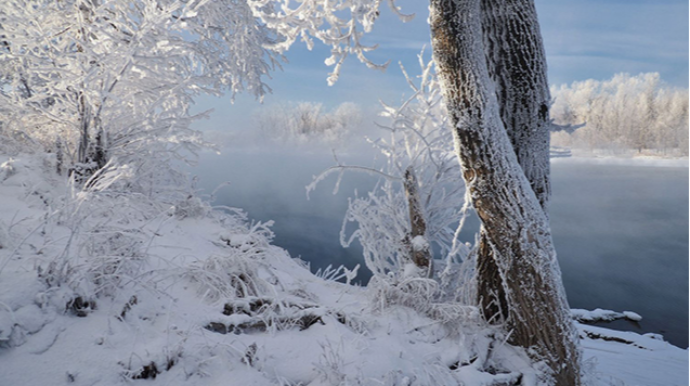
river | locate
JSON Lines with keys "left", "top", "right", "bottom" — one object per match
{"left": 196, "top": 151, "right": 689, "bottom": 347}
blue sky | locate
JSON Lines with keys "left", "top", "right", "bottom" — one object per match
{"left": 537, "top": 0, "right": 688, "bottom": 87}
{"left": 196, "top": 0, "right": 689, "bottom": 134}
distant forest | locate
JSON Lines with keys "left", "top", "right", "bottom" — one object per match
{"left": 550, "top": 73, "right": 689, "bottom": 155}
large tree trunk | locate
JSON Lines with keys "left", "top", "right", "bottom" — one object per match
{"left": 476, "top": 0, "right": 552, "bottom": 325}
{"left": 481, "top": 0, "right": 552, "bottom": 209}
{"left": 428, "top": 0, "right": 581, "bottom": 384}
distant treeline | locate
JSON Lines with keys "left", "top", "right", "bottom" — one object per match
{"left": 550, "top": 73, "right": 689, "bottom": 155}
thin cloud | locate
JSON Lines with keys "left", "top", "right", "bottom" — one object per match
{"left": 538, "top": 0, "right": 688, "bottom": 86}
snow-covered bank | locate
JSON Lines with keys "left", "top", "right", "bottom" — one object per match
{"left": 551, "top": 154, "right": 689, "bottom": 168}
{"left": 579, "top": 324, "right": 687, "bottom": 386}
{"left": 0, "top": 154, "right": 687, "bottom": 386}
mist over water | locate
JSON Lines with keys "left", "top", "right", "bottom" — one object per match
{"left": 194, "top": 148, "right": 689, "bottom": 347}
{"left": 194, "top": 146, "right": 379, "bottom": 283}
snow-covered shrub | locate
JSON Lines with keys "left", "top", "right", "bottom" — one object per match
{"left": 315, "top": 264, "right": 360, "bottom": 285}
{"left": 31, "top": 164, "right": 176, "bottom": 303}
{"left": 367, "top": 275, "right": 480, "bottom": 329}
{"left": 82, "top": 230, "right": 147, "bottom": 296}
{"left": 38, "top": 203, "right": 152, "bottom": 300}
{"left": 184, "top": 218, "right": 275, "bottom": 302}
{"left": 37, "top": 235, "right": 134, "bottom": 314}
{"left": 309, "top": 54, "right": 473, "bottom": 285}
{"left": 173, "top": 195, "right": 210, "bottom": 220}
{"left": 0, "top": 127, "right": 31, "bottom": 156}
{"left": 258, "top": 102, "right": 363, "bottom": 147}
{"left": 185, "top": 253, "right": 270, "bottom": 302}
{"left": 313, "top": 339, "right": 351, "bottom": 385}
{"left": 0, "top": 304, "right": 19, "bottom": 348}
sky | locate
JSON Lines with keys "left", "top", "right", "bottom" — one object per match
{"left": 195, "top": 0, "right": 689, "bottom": 136}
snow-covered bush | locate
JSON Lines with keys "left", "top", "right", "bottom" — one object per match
{"left": 309, "top": 54, "right": 473, "bottom": 287}
{"left": 258, "top": 102, "right": 362, "bottom": 146}
{"left": 173, "top": 195, "right": 210, "bottom": 220}
{"left": 367, "top": 275, "right": 480, "bottom": 329}
{"left": 0, "top": 127, "right": 31, "bottom": 156}
{"left": 38, "top": 194, "right": 158, "bottom": 300}
{"left": 184, "top": 217, "right": 276, "bottom": 302}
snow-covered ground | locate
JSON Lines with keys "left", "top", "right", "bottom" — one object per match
{"left": 550, "top": 152, "right": 689, "bottom": 168}
{"left": 0, "top": 153, "right": 686, "bottom": 386}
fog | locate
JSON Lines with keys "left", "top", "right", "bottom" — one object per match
{"left": 191, "top": 130, "right": 689, "bottom": 347}
{"left": 192, "top": 131, "right": 384, "bottom": 282}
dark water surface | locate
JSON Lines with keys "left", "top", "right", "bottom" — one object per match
{"left": 549, "top": 161, "right": 688, "bottom": 348}
{"left": 197, "top": 152, "right": 688, "bottom": 347}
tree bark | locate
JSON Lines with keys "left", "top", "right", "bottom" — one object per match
{"left": 476, "top": 0, "right": 552, "bottom": 325}
{"left": 428, "top": 0, "right": 581, "bottom": 384}
{"left": 77, "top": 92, "right": 91, "bottom": 166}
{"left": 481, "top": 0, "right": 552, "bottom": 209}
{"left": 403, "top": 166, "right": 433, "bottom": 275}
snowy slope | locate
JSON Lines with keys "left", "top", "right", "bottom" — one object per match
{"left": 579, "top": 324, "right": 687, "bottom": 386}
{"left": 0, "top": 154, "right": 686, "bottom": 386}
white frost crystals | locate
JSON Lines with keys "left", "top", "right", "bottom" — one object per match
{"left": 248, "top": 0, "right": 415, "bottom": 85}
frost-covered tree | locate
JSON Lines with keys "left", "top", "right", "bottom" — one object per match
{"left": 0, "top": 0, "right": 406, "bottom": 192}
{"left": 0, "top": 0, "right": 281, "bottom": 190}
{"left": 658, "top": 89, "right": 690, "bottom": 154}
{"left": 429, "top": 0, "right": 581, "bottom": 384}
{"left": 550, "top": 73, "right": 689, "bottom": 154}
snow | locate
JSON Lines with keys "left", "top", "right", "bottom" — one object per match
{"left": 622, "top": 311, "right": 642, "bottom": 322}
{"left": 572, "top": 308, "right": 643, "bottom": 323}
{"left": 0, "top": 153, "right": 687, "bottom": 386}
{"left": 551, "top": 154, "right": 689, "bottom": 168}
{"left": 579, "top": 325, "right": 688, "bottom": 386}
{"left": 411, "top": 235, "right": 429, "bottom": 252}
